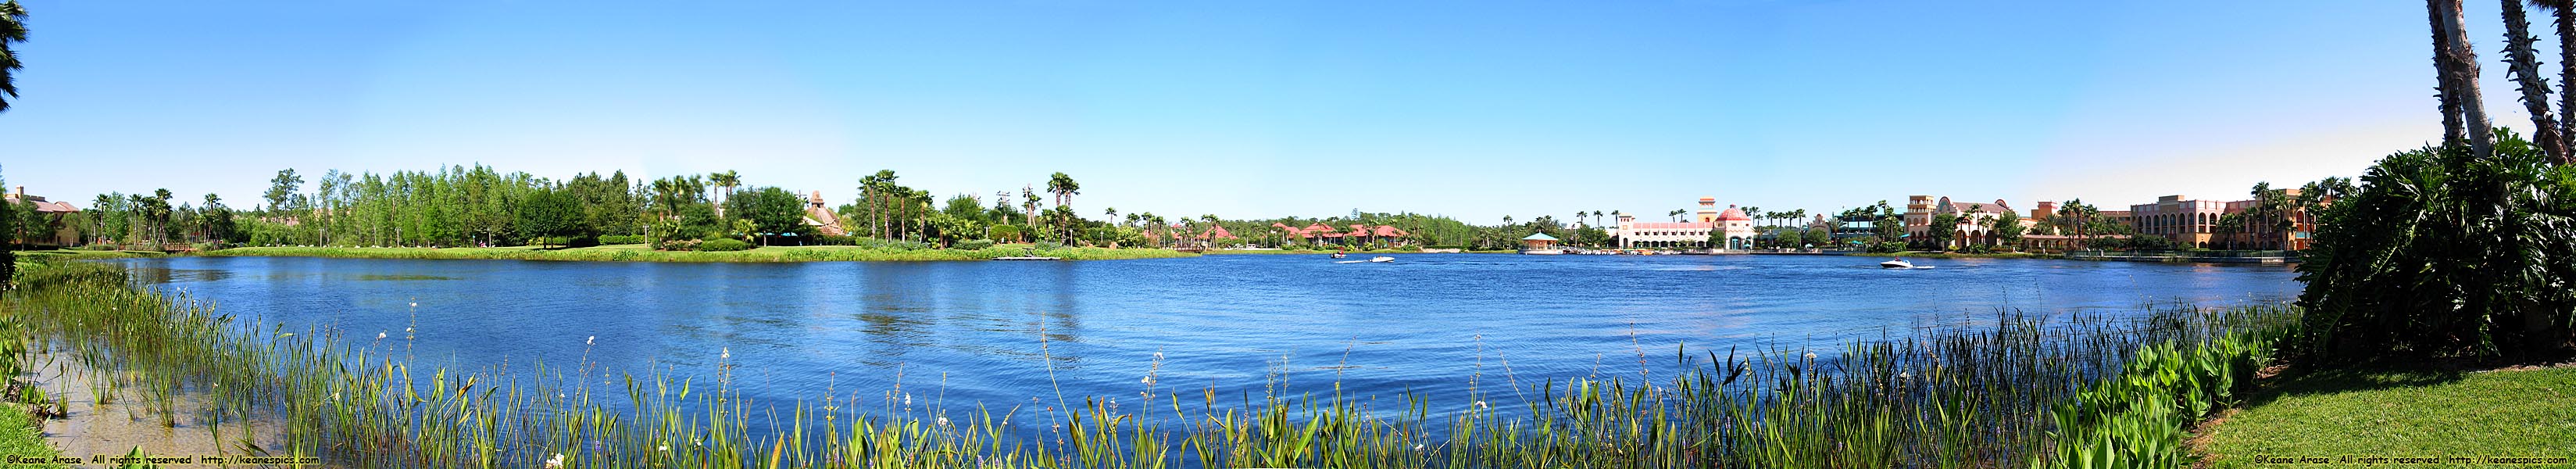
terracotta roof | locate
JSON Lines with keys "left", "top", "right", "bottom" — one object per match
{"left": 1301, "top": 223, "right": 1339, "bottom": 234}
{"left": 1716, "top": 206, "right": 1752, "bottom": 221}
{"left": 1621, "top": 222, "right": 1714, "bottom": 230}
{"left": 1371, "top": 225, "right": 1408, "bottom": 237}
{"left": 1199, "top": 225, "right": 1236, "bottom": 239}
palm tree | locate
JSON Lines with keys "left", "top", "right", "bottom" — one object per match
{"left": 0, "top": 1, "right": 26, "bottom": 113}
{"left": 2503, "top": 0, "right": 2567, "bottom": 159}
{"left": 2429, "top": 0, "right": 2495, "bottom": 156}
{"left": 1103, "top": 207, "right": 1118, "bottom": 226}
{"left": 2532, "top": 0, "right": 2576, "bottom": 163}
{"left": 709, "top": 170, "right": 741, "bottom": 217}
{"left": 1046, "top": 173, "right": 1081, "bottom": 209}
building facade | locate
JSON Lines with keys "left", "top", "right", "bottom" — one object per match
{"left": 1613, "top": 197, "right": 1756, "bottom": 249}
{"left": 1905, "top": 195, "right": 2016, "bottom": 249}
{"left": 2130, "top": 195, "right": 2228, "bottom": 249}
{"left": 4, "top": 187, "right": 84, "bottom": 248}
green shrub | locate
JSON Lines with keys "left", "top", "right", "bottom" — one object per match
{"left": 654, "top": 240, "right": 700, "bottom": 252}
{"left": 815, "top": 234, "right": 858, "bottom": 246}
{"left": 697, "top": 238, "right": 754, "bottom": 252}
{"left": 1034, "top": 241, "right": 1063, "bottom": 250}
{"left": 598, "top": 234, "right": 648, "bottom": 245}
{"left": 952, "top": 239, "right": 995, "bottom": 250}
{"left": 2297, "top": 128, "right": 2576, "bottom": 362}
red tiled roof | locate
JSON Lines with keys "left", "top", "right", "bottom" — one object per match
{"left": 1302, "top": 223, "right": 1339, "bottom": 234}
{"left": 1622, "top": 222, "right": 1714, "bottom": 229}
{"left": 1199, "top": 225, "right": 1236, "bottom": 239}
{"left": 1716, "top": 206, "right": 1752, "bottom": 221}
{"left": 1372, "top": 225, "right": 1408, "bottom": 237}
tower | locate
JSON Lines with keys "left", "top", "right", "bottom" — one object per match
{"left": 1695, "top": 196, "right": 1719, "bottom": 223}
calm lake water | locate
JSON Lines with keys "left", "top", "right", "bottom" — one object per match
{"left": 111, "top": 254, "right": 2297, "bottom": 426}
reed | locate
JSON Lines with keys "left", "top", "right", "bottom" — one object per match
{"left": 0, "top": 260, "right": 2297, "bottom": 467}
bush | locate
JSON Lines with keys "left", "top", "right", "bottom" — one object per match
{"left": 697, "top": 238, "right": 755, "bottom": 252}
{"left": 655, "top": 240, "right": 701, "bottom": 252}
{"left": 952, "top": 239, "right": 995, "bottom": 250}
{"left": 1034, "top": 242, "right": 1063, "bottom": 250}
{"left": 815, "top": 234, "right": 858, "bottom": 246}
{"left": 598, "top": 234, "right": 648, "bottom": 245}
{"left": 2298, "top": 129, "right": 2576, "bottom": 362}
{"left": 81, "top": 244, "right": 117, "bottom": 252}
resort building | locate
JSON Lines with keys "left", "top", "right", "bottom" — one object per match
{"left": 1270, "top": 222, "right": 1413, "bottom": 247}
{"left": 1612, "top": 197, "right": 1756, "bottom": 249}
{"left": 1904, "top": 195, "right": 2016, "bottom": 249}
{"left": 802, "top": 191, "right": 848, "bottom": 236}
{"left": 2129, "top": 195, "right": 2226, "bottom": 249}
{"left": 3, "top": 186, "right": 84, "bottom": 248}
{"left": 1520, "top": 232, "right": 1561, "bottom": 252}
{"left": 2214, "top": 188, "right": 2319, "bottom": 250}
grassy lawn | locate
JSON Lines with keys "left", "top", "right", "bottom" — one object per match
{"left": 2197, "top": 366, "right": 2576, "bottom": 467}
{"left": 0, "top": 408, "right": 60, "bottom": 468}
{"left": 202, "top": 243, "right": 1198, "bottom": 262}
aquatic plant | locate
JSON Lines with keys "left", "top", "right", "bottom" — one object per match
{"left": 0, "top": 260, "right": 2298, "bottom": 467}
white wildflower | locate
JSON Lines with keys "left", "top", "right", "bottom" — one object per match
{"left": 409, "top": 302, "right": 418, "bottom": 307}
{"left": 1803, "top": 352, "right": 1817, "bottom": 360}
{"left": 544, "top": 453, "right": 564, "bottom": 469}
{"left": 377, "top": 331, "right": 387, "bottom": 340}
{"left": 903, "top": 393, "right": 912, "bottom": 406}
{"left": 1141, "top": 377, "right": 1155, "bottom": 385}
{"left": 1898, "top": 371, "right": 1912, "bottom": 380}
{"left": 1415, "top": 443, "right": 1424, "bottom": 451}
{"left": 1473, "top": 401, "right": 1488, "bottom": 410}
{"left": 585, "top": 335, "right": 595, "bottom": 345}
{"left": 721, "top": 348, "right": 730, "bottom": 360}
{"left": 1152, "top": 352, "right": 1164, "bottom": 360}
{"left": 658, "top": 444, "right": 669, "bottom": 452}
{"left": 937, "top": 416, "right": 951, "bottom": 427}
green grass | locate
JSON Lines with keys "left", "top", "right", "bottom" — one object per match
{"left": 2199, "top": 367, "right": 2576, "bottom": 467}
{"left": 201, "top": 243, "right": 1199, "bottom": 262}
{"left": 13, "top": 249, "right": 172, "bottom": 260}
{"left": 0, "top": 407, "right": 62, "bottom": 468}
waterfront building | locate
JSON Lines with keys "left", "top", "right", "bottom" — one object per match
{"left": 1519, "top": 232, "right": 1562, "bottom": 253}
{"left": 3, "top": 186, "right": 84, "bottom": 248}
{"left": 1269, "top": 222, "right": 1413, "bottom": 247}
{"left": 1905, "top": 195, "right": 2014, "bottom": 249}
{"left": 2130, "top": 195, "right": 2226, "bottom": 249}
{"left": 802, "top": 191, "right": 848, "bottom": 236}
{"left": 1612, "top": 197, "right": 1756, "bottom": 249}
{"left": 2215, "top": 188, "right": 2318, "bottom": 250}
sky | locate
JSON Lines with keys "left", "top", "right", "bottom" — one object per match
{"left": 0, "top": 1, "right": 2499, "bottom": 223}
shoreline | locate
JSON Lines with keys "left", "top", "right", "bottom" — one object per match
{"left": 193, "top": 244, "right": 1199, "bottom": 263}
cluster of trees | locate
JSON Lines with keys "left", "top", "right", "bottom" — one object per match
{"left": 83, "top": 189, "right": 241, "bottom": 248}
{"left": 2294, "top": 0, "right": 2575, "bottom": 363}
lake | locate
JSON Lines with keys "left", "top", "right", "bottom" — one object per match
{"left": 108, "top": 253, "right": 2299, "bottom": 428}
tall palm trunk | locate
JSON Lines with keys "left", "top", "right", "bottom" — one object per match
{"left": 2435, "top": 0, "right": 2497, "bottom": 158}
{"left": 2436, "top": 1, "right": 2468, "bottom": 145}
{"left": 2556, "top": 0, "right": 2576, "bottom": 164}
{"left": 2503, "top": 0, "right": 2567, "bottom": 159}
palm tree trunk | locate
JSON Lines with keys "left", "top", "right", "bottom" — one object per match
{"left": 2435, "top": 0, "right": 2469, "bottom": 145}
{"left": 2557, "top": 2, "right": 2576, "bottom": 163}
{"left": 2435, "top": 0, "right": 2496, "bottom": 157}
{"left": 2503, "top": 0, "right": 2567, "bottom": 159}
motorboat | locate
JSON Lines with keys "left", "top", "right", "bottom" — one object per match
{"left": 1331, "top": 252, "right": 1348, "bottom": 259}
{"left": 1881, "top": 258, "right": 1914, "bottom": 269}
{"left": 1368, "top": 256, "right": 1395, "bottom": 263}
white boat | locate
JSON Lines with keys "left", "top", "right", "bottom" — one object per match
{"left": 1880, "top": 258, "right": 1914, "bottom": 269}
{"left": 1331, "top": 252, "right": 1348, "bottom": 259}
{"left": 1368, "top": 256, "right": 1395, "bottom": 263}
{"left": 1334, "top": 260, "right": 1368, "bottom": 264}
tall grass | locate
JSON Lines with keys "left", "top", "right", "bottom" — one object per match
{"left": 0, "top": 260, "right": 2297, "bottom": 467}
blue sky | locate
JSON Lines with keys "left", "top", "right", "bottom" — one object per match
{"left": 0, "top": 1, "right": 2482, "bottom": 222}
